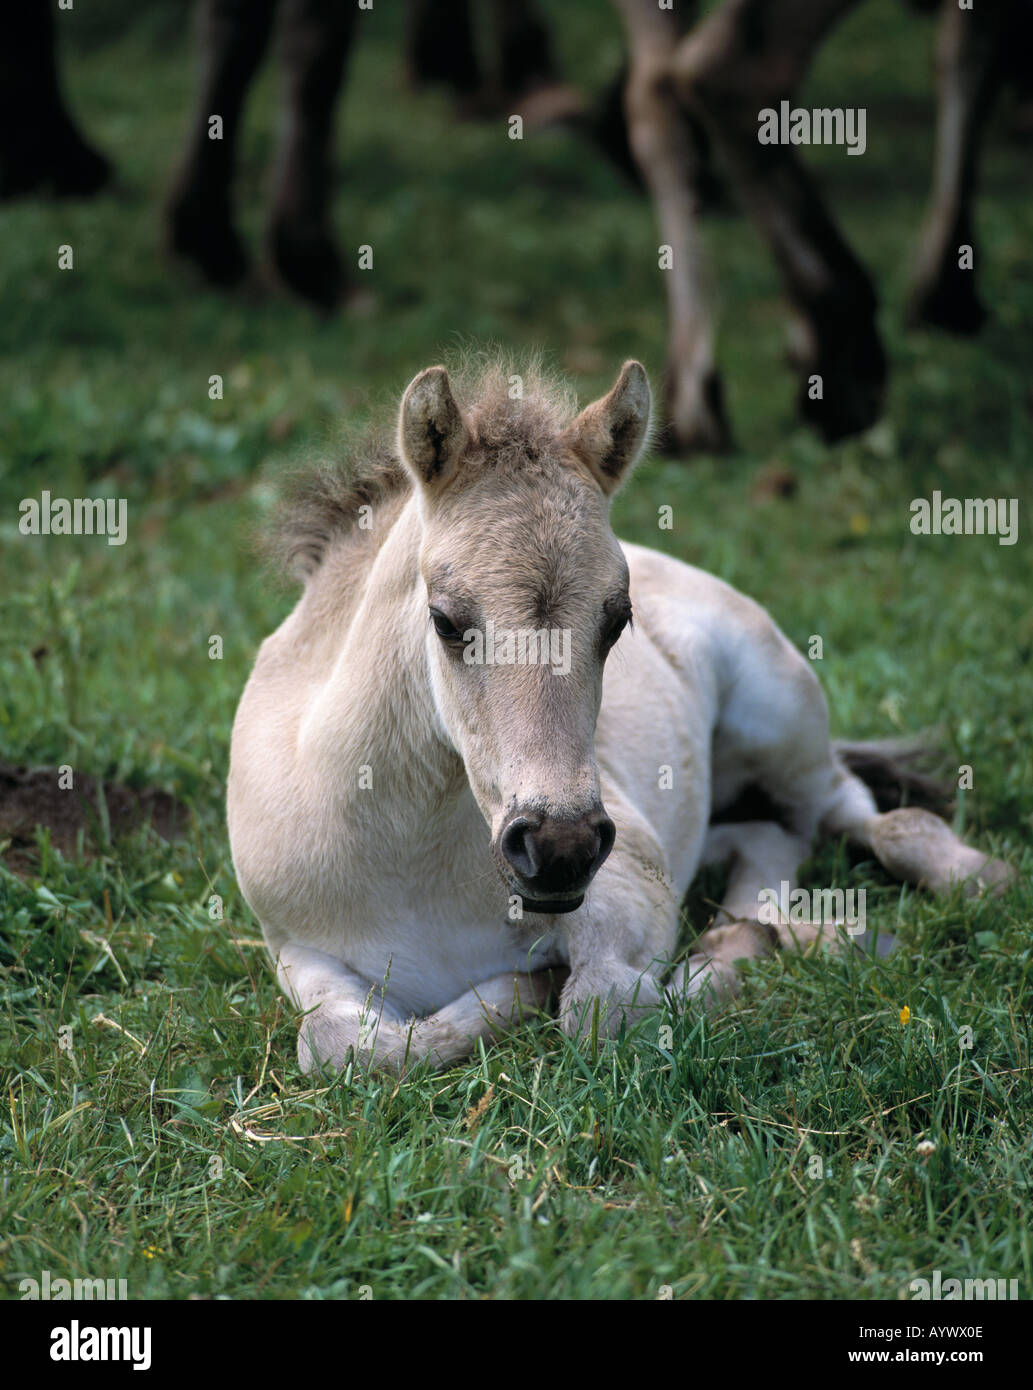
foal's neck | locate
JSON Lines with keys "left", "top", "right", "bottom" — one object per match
{"left": 299, "top": 496, "right": 467, "bottom": 820}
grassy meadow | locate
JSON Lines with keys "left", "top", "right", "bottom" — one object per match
{"left": 0, "top": 0, "right": 1031, "bottom": 1300}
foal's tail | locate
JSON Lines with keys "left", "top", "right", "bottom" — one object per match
{"left": 833, "top": 734, "right": 952, "bottom": 814}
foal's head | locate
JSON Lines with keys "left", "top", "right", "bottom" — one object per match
{"left": 397, "top": 360, "right": 651, "bottom": 915}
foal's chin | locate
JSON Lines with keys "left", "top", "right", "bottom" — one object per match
{"left": 491, "top": 850, "right": 589, "bottom": 916}
{"left": 517, "top": 892, "right": 585, "bottom": 916}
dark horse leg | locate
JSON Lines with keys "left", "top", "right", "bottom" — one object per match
{"left": 406, "top": 0, "right": 482, "bottom": 100}
{"left": 409, "top": 0, "right": 580, "bottom": 125}
{"left": 493, "top": 0, "right": 560, "bottom": 97}
{"left": 492, "top": 0, "right": 583, "bottom": 126}
{"left": 612, "top": 0, "right": 732, "bottom": 453}
{"left": 0, "top": 3, "right": 111, "bottom": 198}
{"left": 907, "top": 0, "right": 1009, "bottom": 333}
{"left": 166, "top": 0, "right": 278, "bottom": 287}
{"left": 267, "top": 0, "right": 358, "bottom": 310}
{"left": 673, "top": 0, "right": 887, "bottom": 443}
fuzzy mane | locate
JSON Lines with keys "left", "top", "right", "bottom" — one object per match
{"left": 269, "top": 354, "right": 581, "bottom": 581}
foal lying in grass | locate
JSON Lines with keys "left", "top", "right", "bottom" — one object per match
{"left": 227, "top": 357, "right": 1014, "bottom": 1074}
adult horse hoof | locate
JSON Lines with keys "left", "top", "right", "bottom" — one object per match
{"left": 906, "top": 279, "right": 988, "bottom": 335}
{"left": 268, "top": 217, "right": 346, "bottom": 312}
{"left": 166, "top": 192, "right": 250, "bottom": 288}
{"left": 50, "top": 137, "right": 113, "bottom": 198}
{"left": 661, "top": 369, "right": 734, "bottom": 456}
{"left": 798, "top": 324, "right": 887, "bottom": 443}
{"left": 0, "top": 133, "right": 112, "bottom": 201}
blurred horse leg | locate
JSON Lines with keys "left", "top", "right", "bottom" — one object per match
{"left": 673, "top": 0, "right": 887, "bottom": 443}
{"left": 907, "top": 0, "right": 1009, "bottom": 333}
{"left": 406, "top": 0, "right": 482, "bottom": 102}
{"left": 166, "top": 0, "right": 279, "bottom": 287}
{"left": 614, "top": 0, "right": 732, "bottom": 453}
{"left": 0, "top": 2, "right": 111, "bottom": 199}
{"left": 493, "top": 0, "right": 583, "bottom": 126}
{"left": 267, "top": 0, "right": 357, "bottom": 310}
{"left": 408, "top": 0, "right": 582, "bottom": 126}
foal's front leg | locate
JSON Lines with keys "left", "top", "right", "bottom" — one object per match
{"left": 670, "top": 815, "right": 902, "bottom": 1012}
{"left": 277, "top": 942, "right": 558, "bottom": 1075}
{"left": 556, "top": 808, "right": 681, "bottom": 1040}
{"left": 668, "top": 820, "right": 809, "bottom": 1008}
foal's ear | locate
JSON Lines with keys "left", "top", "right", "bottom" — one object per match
{"left": 563, "top": 361, "right": 652, "bottom": 494}
{"left": 398, "top": 365, "right": 470, "bottom": 490}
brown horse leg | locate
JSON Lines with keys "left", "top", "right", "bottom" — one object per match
{"left": 410, "top": 0, "right": 581, "bottom": 125}
{"left": 267, "top": 0, "right": 358, "bottom": 310}
{"left": 673, "top": 0, "right": 887, "bottom": 443}
{"left": 166, "top": 0, "right": 279, "bottom": 287}
{"left": 613, "top": 0, "right": 731, "bottom": 453}
{"left": 491, "top": 0, "right": 584, "bottom": 126}
{"left": 907, "top": 0, "right": 1008, "bottom": 333}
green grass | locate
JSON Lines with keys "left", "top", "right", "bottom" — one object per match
{"left": 1, "top": 0, "right": 1031, "bottom": 1300}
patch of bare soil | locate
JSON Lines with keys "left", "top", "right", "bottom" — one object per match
{"left": 0, "top": 763, "right": 189, "bottom": 874}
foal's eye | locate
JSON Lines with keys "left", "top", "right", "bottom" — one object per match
{"left": 430, "top": 608, "right": 464, "bottom": 644}
{"left": 601, "top": 606, "right": 632, "bottom": 652}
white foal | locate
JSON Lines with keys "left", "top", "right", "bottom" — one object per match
{"left": 227, "top": 357, "right": 1014, "bottom": 1074}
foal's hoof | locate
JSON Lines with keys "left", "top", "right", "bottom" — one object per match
{"left": 773, "top": 920, "right": 896, "bottom": 959}
{"left": 869, "top": 807, "right": 1017, "bottom": 898}
{"left": 675, "top": 954, "right": 741, "bottom": 1007}
{"left": 296, "top": 1003, "right": 390, "bottom": 1077}
{"left": 962, "top": 856, "right": 1019, "bottom": 897}
{"left": 560, "top": 968, "right": 662, "bottom": 1041}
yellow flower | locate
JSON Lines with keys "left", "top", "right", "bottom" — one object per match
{"left": 899, "top": 1006, "right": 910, "bottom": 1025}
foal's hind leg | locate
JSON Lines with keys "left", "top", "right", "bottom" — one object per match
{"left": 278, "top": 942, "right": 559, "bottom": 1075}
{"left": 268, "top": 0, "right": 358, "bottom": 309}
{"left": 825, "top": 800, "right": 1017, "bottom": 899}
{"left": 708, "top": 597, "right": 1015, "bottom": 922}
{"left": 671, "top": 820, "right": 834, "bottom": 1008}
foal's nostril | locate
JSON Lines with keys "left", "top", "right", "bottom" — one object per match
{"left": 500, "top": 814, "right": 543, "bottom": 880}
{"left": 499, "top": 807, "right": 617, "bottom": 897}
{"left": 592, "top": 813, "right": 616, "bottom": 871}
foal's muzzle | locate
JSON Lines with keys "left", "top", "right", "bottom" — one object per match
{"left": 499, "top": 807, "right": 616, "bottom": 914}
